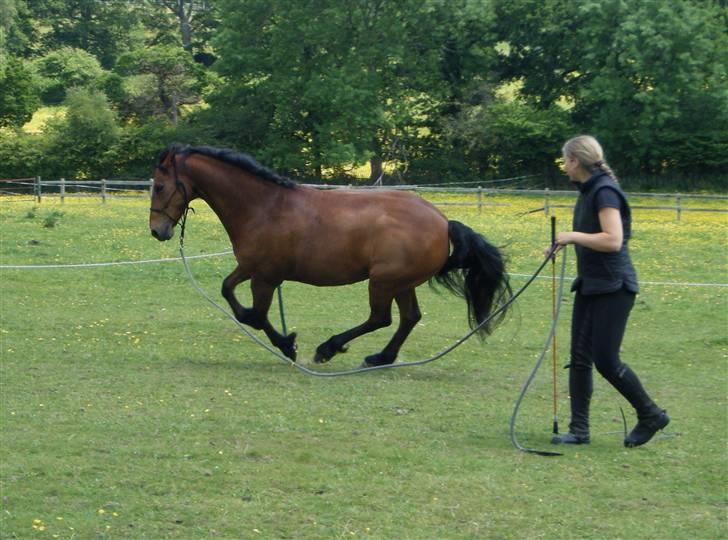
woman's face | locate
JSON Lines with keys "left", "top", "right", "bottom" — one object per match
{"left": 563, "top": 153, "right": 587, "bottom": 182}
{"left": 563, "top": 153, "right": 579, "bottom": 180}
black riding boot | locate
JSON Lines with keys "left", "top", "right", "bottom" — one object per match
{"left": 552, "top": 365, "right": 592, "bottom": 445}
{"left": 606, "top": 363, "right": 669, "bottom": 447}
{"left": 607, "top": 363, "right": 661, "bottom": 418}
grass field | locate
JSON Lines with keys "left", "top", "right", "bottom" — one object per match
{"left": 1, "top": 194, "right": 726, "bottom": 539}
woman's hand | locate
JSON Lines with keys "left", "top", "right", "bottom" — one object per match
{"left": 544, "top": 242, "right": 562, "bottom": 259}
{"left": 544, "top": 232, "right": 574, "bottom": 258}
{"left": 546, "top": 209, "right": 624, "bottom": 255}
{"left": 556, "top": 232, "right": 576, "bottom": 246}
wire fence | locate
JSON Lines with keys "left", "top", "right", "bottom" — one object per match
{"left": 1, "top": 177, "right": 727, "bottom": 220}
{"left": 1, "top": 177, "right": 726, "bottom": 287}
{"left": 2, "top": 248, "right": 726, "bottom": 288}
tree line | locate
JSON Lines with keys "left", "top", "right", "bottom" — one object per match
{"left": 0, "top": 0, "right": 726, "bottom": 190}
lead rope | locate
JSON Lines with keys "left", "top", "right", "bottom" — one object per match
{"left": 177, "top": 207, "right": 557, "bottom": 377}
{"left": 510, "top": 248, "right": 568, "bottom": 457}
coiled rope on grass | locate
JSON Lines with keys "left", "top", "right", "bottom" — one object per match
{"left": 177, "top": 239, "right": 561, "bottom": 377}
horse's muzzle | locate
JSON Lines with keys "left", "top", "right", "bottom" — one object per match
{"left": 150, "top": 224, "right": 174, "bottom": 241}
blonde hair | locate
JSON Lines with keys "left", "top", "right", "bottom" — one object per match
{"left": 562, "top": 135, "right": 618, "bottom": 181}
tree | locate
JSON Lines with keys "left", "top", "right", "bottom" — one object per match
{"left": 494, "top": 0, "right": 728, "bottom": 178}
{"left": 149, "top": 0, "right": 215, "bottom": 53}
{"left": 0, "top": 54, "right": 39, "bottom": 128}
{"left": 0, "top": 0, "right": 35, "bottom": 56}
{"left": 0, "top": 0, "right": 16, "bottom": 50}
{"left": 207, "top": 0, "right": 497, "bottom": 181}
{"left": 209, "top": 0, "right": 387, "bottom": 178}
{"left": 493, "top": 0, "right": 583, "bottom": 108}
{"left": 449, "top": 96, "right": 573, "bottom": 182}
{"left": 43, "top": 87, "right": 120, "bottom": 179}
{"left": 115, "top": 44, "right": 208, "bottom": 124}
{"left": 33, "top": 47, "right": 106, "bottom": 104}
{"left": 25, "top": 0, "right": 144, "bottom": 68}
{"left": 573, "top": 0, "right": 728, "bottom": 176}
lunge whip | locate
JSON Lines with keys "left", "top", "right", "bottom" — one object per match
{"left": 551, "top": 216, "right": 560, "bottom": 436}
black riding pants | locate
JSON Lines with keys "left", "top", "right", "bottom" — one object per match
{"left": 568, "top": 287, "right": 658, "bottom": 434}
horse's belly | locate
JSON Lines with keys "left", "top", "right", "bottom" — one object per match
{"left": 288, "top": 264, "right": 369, "bottom": 287}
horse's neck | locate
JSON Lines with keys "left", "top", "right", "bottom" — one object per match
{"left": 187, "top": 160, "right": 276, "bottom": 233}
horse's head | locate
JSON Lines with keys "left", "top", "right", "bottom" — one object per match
{"left": 149, "top": 146, "right": 192, "bottom": 241}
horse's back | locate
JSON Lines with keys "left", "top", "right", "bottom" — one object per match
{"left": 289, "top": 188, "right": 449, "bottom": 286}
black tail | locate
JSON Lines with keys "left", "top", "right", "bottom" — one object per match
{"left": 431, "top": 220, "right": 512, "bottom": 337}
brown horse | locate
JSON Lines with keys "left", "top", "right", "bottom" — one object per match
{"left": 149, "top": 145, "right": 511, "bottom": 367}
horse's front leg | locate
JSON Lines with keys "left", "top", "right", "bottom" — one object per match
{"left": 314, "top": 281, "right": 394, "bottom": 363}
{"left": 221, "top": 265, "right": 254, "bottom": 324}
{"left": 249, "top": 278, "right": 298, "bottom": 361}
{"left": 221, "top": 268, "right": 297, "bottom": 361}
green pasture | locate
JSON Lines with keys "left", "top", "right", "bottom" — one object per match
{"left": 1, "top": 194, "right": 726, "bottom": 539}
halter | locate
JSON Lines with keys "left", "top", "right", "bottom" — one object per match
{"left": 150, "top": 154, "right": 190, "bottom": 225}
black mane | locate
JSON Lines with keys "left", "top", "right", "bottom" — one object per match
{"left": 158, "top": 144, "right": 297, "bottom": 189}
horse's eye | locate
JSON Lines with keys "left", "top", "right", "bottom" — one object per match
{"left": 154, "top": 184, "right": 164, "bottom": 194}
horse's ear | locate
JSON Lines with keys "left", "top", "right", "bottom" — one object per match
{"left": 157, "top": 147, "right": 171, "bottom": 167}
{"left": 157, "top": 145, "right": 182, "bottom": 171}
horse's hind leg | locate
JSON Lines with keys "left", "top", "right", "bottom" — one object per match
{"left": 363, "top": 288, "right": 422, "bottom": 367}
{"left": 313, "top": 283, "right": 394, "bottom": 363}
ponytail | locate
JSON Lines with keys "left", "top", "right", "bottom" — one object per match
{"left": 593, "top": 159, "right": 619, "bottom": 183}
{"left": 563, "top": 135, "right": 619, "bottom": 183}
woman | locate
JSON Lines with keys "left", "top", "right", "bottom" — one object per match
{"left": 548, "top": 135, "right": 669, "bottom": 448}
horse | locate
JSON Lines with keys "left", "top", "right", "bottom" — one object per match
{"left": 149, "top": 144, "right": 512, "bottom": 367}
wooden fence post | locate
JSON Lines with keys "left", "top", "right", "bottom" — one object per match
{"left": 477, "top": 186, "right": 483, "bottom": 214}
{"left": 35, "top": 176, "right": 42, "bottom": 203}
{"left": 60, "top": 178, "right": 65, "bottom": 203}
{"left": 101, "top": 179, "right": 107, "bottom": 203}
{"left": 544, "top": 188, "right": 550, "bottom": 216}
{"left": 149, "top": 178, "right": 154, "bottom": 199}
{"left": 676, "top": 195, "right": 682, "bottom": 221}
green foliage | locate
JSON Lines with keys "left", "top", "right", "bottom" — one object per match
{"left": 573, "top": 0, "right": 728, "bottom": 175}
{"left": 494, "top": 0, "right": 728, "bottom": 178}
{"left": 0, "top": 0, "right": 33, "bottom": 55}
{"left": 41, "top": 88, "right": 120, "bottom": 179}
{"left": 445, "top": 96, "right": 574, "bottom": 183}
{"left": 115, "top": 45, "right": 208, "bottom": 124}
{"left": 0, "top": 128, "right": 44, "bottom": 178}
{"left": 208, "top": 0, "right": 497, "bottom": 180}
{"left": 0, "top": 0, "right": 724, "bottom": 189}
{"left": 493, "top": 0, "right": 582, "bottom": 108}
{"left": 22, "top": 0, "right": 146, "bottom": 68}
{"left": 210, "top": 0, "right": 386, "bottom": 176}
{"left": 41, "top": 209, "right": 64, "bottom": 228}
{"left": 33, "top": 47, "right": 107, "bottom": 104}
{"left": 108, "top": 119, "right": 194, "bottom": 179}
{"left": 0, "top": 54, "right": 39, "bottom": 128}
{"left": 0, "top": 0, "right": 15, "bottom": 50}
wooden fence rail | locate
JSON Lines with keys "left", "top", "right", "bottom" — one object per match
{"left": 1, "top": 177, "right": 726, "bottom": 220}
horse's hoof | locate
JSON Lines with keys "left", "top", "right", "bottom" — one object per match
{"left": 362, "top": 351, "right": 397, "bottom": 368}
{"left": 314, "top": 341, "right": 347, "bottom": 363}
{"left": 280, "top": 332, "right": 297, "bottom": 362}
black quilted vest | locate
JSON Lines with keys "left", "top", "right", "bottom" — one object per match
{"left": 571, "top": 172, "right": 639, "bottom": 295}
